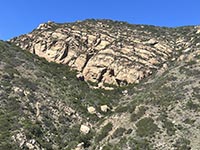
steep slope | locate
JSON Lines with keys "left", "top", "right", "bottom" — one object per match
{"left": 11, "top": 19, "right": 178, "bottom": 88}
{"left": 94, "top": 52, "right": 200, "bottom": 150}
{"left": 0, "top": 40, "right": 122, "bottom": 149}
{"left": 1, "top": 20, "right": 200, "bottom": 150}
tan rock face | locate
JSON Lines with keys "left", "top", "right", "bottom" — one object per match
{"left": 10, "top": 20, "right": 177, "bottom": 87}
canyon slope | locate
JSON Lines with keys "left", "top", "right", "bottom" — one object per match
{"left": 11, "top": 19, "right": 196, "bottom": 88}
{"left": 0, "top": 19, "right": 199, "bottom": 149}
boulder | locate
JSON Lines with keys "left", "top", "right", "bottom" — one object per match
{"left": 13, "top": 86, "right": 23, "bottom": 93}
{"left": 162, "top": 63, "right": 168, "bottom": 70}
{"left": 80, "top": 125, "right": 90, "bottom": 134}
{"left": 145, "top": 39, "right": 158, "bottom": 45}
{"left": 178, "top": 55, "right": 185, "bottom": 61}
{"left": 100, "top": 105, "right": 110, "bottom": 112}
{"left": 26, "top": 142, "right": 35, "bottom": 149}
{"left": 75, "top": 142, "right": 84, "bottom": 150}
{"left": 87, "top": 106, "right": 96, "bottom": 114}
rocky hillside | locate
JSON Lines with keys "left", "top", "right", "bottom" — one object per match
{"left": 0, "top": 19, "right": 200, "bottom": 150}
{"left": 11, "top": 19, "right": 181, "bottom": 89}
{"left": 0, "top": 40, "right": 122, "bottom": 150}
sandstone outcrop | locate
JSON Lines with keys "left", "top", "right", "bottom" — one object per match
{"left": 2, "top": 21, "right": 200, "bottom": 150}
{"left": 11, "top": 20, "right": 177, "bottom": 87}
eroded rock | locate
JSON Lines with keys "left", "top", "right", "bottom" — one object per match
{"left": 10, "top": 20, "right": 177, "bottom": 88}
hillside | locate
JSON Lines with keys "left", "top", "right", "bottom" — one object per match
{"left": 0, "top": 19, "right": 200, "bottom": 149}
{"left": 10, "top": 19, "right": 178, "bottom": 89}
{"left": 0, "top": 40, "right": 123, "bottom": 149}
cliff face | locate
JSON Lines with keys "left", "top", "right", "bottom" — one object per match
{"left": 11, "top": 20, "right": 187, "bottom": 88}
{"left": 1, "top": 20, "right": 200, "bottom": 150}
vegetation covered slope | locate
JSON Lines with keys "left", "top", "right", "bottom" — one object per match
{"left": 1, "top": 20, "right": 200, "bottom": 150}
{"left": 0, "top": 40, "right": 122, "bottom": 149}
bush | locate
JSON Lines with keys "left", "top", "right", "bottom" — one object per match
{"left": 102, "top": 143, "right": 121, "bottom": 150}
{"left": 162, "top": 119, "right": 176, "bottom": 136}
{"left": 95, "top": 122, "right": 113, "bottom": 142}
{"left": 112, "top": 127, "right": 126, "bottom": 138}
{"left": 187, "top": 60, "right": 196, "bottom": 65}
{"left": 24, "top": 121, "right": 43, "bottom": 138}
{"left": 130, "top": 106, "right": 147, "bottom": 122}
{"left": 186, "top": 100, "right": 199, "bottom": 111}
{"left": 136, "top": 117, "right": 158, "bottom": 137}
{"left": 183, "top": 118, "right": 195, "bottom": 125}
{"left": 115, "top": 105, "right": 130, "bottom": 113}
{"left": 128, "top": 138, "right": 153, "bottom": 150}
{"left": 174, "top": 138, "right": 191, "bottom": 150}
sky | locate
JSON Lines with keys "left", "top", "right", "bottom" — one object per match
{"left": 0, "top": 0, "right": 199, "bottom": 40}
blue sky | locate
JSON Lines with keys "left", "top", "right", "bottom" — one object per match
{"left": 0, "top": 0, "right": 199, "bottom": 40}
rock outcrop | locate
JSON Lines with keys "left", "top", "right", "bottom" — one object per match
{"left": 1, "top": 20, "right": 200, "bottom": 149}
{"left": 10, "top": 20, "right": 178, "bottom": 87}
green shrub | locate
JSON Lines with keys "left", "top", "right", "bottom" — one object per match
{"left": 125, "top": 128, "right": 133, "bottom": 134}
{"left": 136, "top": 117, "right": 158, "bottom": 137}
{"left": 195, "top": 54, "right": 200, "bottom": 59}
{"left": 162, "top": 119, "right": 176, "bottom": 136}
{"left": 187, "top": 60, "right": 196, "bottom": 65}
{"left": 102, "top": 143, "right": 121, "bottom": 150}
{"left": 95, "top": 122, "right": 113, "bottom": 142}
{"left": 115, "top": 105, "right": 130, "bottom": 113}
{"left": 128, "top": 138, "right": 153, "bottom": 150}
{"left": 112, "top": 127, "right": 126, "bottom": 138}
{"left": 130, "top": 106, "right": 147, "bottom": 122}
{"left": 115, "top": 103, "right": 136, "bottom": 114}
{"left": 183, "top": 118, "right": 195, "bottom": 125}
{"left": 24, "top": 121, "right": 43, "bottom": 138}
{"left": 0, "top": 98, "right": 21, "bottom": 149}
{"left": 174, "top": 138, "right": 191, "bottom": 150}
{"left": 78, "top": 131, "right": 94, "bottom": 148}
{"left": 186, "top": 100, "right": 199, "bottom": 111}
